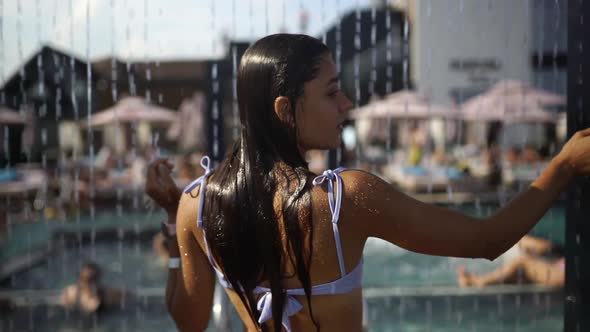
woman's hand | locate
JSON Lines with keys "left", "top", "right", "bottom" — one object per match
{"left": 145, "top": 158, "right": 182, "bottom": 218}
{"left": 556, "top": 127, "right": 590, "bottom": 176}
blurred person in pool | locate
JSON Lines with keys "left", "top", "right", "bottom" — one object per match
{"left": 457, "top": 235, "right": 565, "bottom": 288}
{"left": 60, "top": 262, "right": 127, "bottom": 314}
{"left": 145, "top": 33, "right": 590, "bottom": 332}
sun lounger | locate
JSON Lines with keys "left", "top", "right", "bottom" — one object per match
{"left": 382, "top": 164, "right": 464, "bottom": 193}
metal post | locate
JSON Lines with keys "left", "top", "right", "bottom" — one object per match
{"left": 565, "top": 1, "right": 590, "bottom": 330}
{"left": 207, "top": 60, "right": 225, "bottom": 164}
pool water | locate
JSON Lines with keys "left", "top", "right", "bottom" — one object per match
{"left": 0, "top": 205, "right": 565, "bottom": 331}
{"left": 2, "top": 292, "right": 562, "bottom": 332}
{"left": 3, "top": 241, "right": 167, "bottom": 291}
{"left": 366, "top": 293, "right": 562, "bottom": 332}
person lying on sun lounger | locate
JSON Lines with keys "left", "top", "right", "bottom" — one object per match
{"left": 457, "top": 235, "right": 564, "bottom": 289}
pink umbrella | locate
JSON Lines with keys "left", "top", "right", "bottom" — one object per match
{"left": 87, "top": 97, "right": 178, "bottom": 127}
{"left": 486, "top": 79, "right": 565, "bottom": 105}
{"left": 0, "top": 107, "right": 26, "bottom": 125}
{"left": 460, "top": 80, "right": 564, "bottom": 123}
{"left": 351, "top": 90, "right": 459, "bottom": 120}
{"left": 352, "top": 91, "right": 459, "bottom": 148}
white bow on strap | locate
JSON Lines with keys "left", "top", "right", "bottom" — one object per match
{"left": 182, "top": 156, "right": 213, "bottom": 228}
{"left": 312, "top": 168, "right": 346, "bottom": 224}
{"left": 256, "top": 292, "right": 304, "bottom": 332}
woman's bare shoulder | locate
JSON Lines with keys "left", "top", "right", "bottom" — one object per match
{"left": 310, "top": 168, "right": 390, "bottom": 203}
{"left": 338, "top": 169, "right": 393, "bottom": 199}
{"left": 336, "top": 169, "right": 412, "bottom": 229}
{"left": 311, "top": 168, "right": 396, "bottom": 228}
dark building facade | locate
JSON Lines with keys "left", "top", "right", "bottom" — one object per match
{"left": 0, "top": 47, "right": 98, "bottom": 166}
{"left": 321, "top": 6, "right": 407, "bottom": 108}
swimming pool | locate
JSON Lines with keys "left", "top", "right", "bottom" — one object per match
{"left": 1, "top": 289, "right": 562, "bottom": 332}
{"left": 0, "top": 205, "right": 564, "bottom": 331}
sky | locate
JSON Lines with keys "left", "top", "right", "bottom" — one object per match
{"left": 0, "top": 0, "right": 376, "bottom": 85}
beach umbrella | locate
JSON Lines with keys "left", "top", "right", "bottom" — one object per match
{"left": 351, "top": 90, "right": 459, "bottom": 120}
{"left": 460, "top": 80, "right": 564, "bottom": 123}
{"left": 486, "top": 79, "right": 565, "bottom": 106}
{"left": 87, "top": 97, "right": 178, "bottom": 127}
{"left": 352, "top": 91, "right": 458, "bottom": 150}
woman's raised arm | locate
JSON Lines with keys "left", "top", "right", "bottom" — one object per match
{"left": 166, "top": 192, "right": 216, "bottom": 332}
{"left": 344, "top": 128, "right": 590, "bottom": 261}
{"left": 145, "top": 159, "right": 215, "bottom": 331}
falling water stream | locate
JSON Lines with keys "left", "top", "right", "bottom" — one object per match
{"left": 0, "top": 1, "right": 571, "bottom": 331}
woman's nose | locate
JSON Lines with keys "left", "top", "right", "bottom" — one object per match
{"left": 340, "top": 94, "right": 354, "bottom": 114}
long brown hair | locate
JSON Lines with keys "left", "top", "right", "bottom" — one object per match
{"left": 202, "top": 34, "right": 329, "bottom": 331}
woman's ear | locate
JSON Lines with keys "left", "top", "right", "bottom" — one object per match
{"left": 273, "top": 96, "right": 293, "bottom": 124}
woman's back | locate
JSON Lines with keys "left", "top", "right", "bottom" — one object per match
{"left": 180, "top": 169, "right": 368, "bottom": 331}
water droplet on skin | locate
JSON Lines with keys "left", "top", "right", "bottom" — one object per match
{"left": 368, "top": 208, "right": 381, "bottom": 215}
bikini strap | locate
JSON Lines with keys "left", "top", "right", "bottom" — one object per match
{"left": 183, "top": 156, "right": 213, "bottom": 228}
{"left": 312, "top": 167, "right": 347, "bottom": 277}
{"left": 182, "top": 156, "right": 225, "bottom": 279}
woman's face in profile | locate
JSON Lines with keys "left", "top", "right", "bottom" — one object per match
{"left": 295, "top": 53, "right": 353, "bottom": 152}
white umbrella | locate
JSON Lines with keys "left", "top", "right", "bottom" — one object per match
{"left": 88, "top": 97, "right": 178, "bottom": 127}
{"left": 351, "top": 90, "right": 459, "bottom": 120}
{"left": 0, "top": 107, "right": 26, "bottom": 125}
{"left": 460, "top": 80, "right": 564, "bottom": 123}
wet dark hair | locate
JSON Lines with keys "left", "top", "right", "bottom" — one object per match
{"left": 203, "top": 34, "right": 330, "bottom": 331}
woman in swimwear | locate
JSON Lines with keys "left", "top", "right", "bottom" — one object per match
{"left": 60, "top": 262, "right": 105, "bottom": 313}
{"left": 145, "top": 33, "right": 590, "bottom": 332}
{"left": 60, "top": 262, "right": 126, "bottom": 314}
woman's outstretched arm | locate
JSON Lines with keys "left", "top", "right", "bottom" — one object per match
{"left": 345, "top": 128, "right": 590, "bottom": 261}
